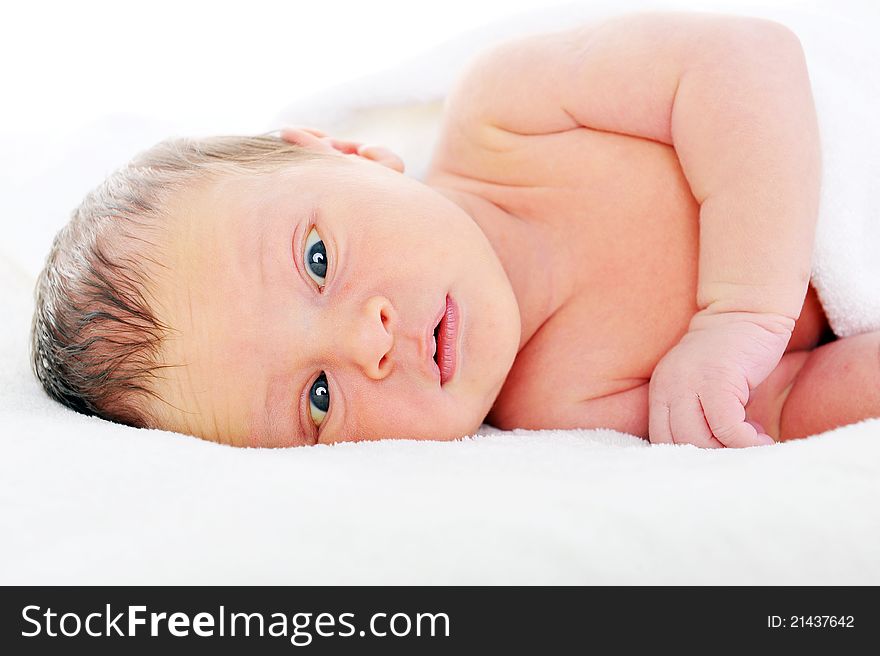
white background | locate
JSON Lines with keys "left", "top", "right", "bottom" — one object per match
{"left": 0, "top": 0, "right": 873, "bottom": 274}
{"left": 2, "top": 0, "right": 865, "bottom": 138}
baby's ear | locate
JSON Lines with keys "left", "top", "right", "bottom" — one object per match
{"left": 279, "top": 126, "right": 405, "bottom": 174}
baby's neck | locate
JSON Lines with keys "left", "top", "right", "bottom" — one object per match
{"left": 430, "top": 184, "right": 574, "bottom": 351}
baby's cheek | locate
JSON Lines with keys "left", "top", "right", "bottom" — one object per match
{"left": 338, "top": 386, "right": 474, "bottom": 442}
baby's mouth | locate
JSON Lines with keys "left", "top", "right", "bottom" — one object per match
{"left": 433, "top": 295, "right": 459, "bottom": 386}
{"left": 432, "top": 321, "right": 440, "bottom": 364}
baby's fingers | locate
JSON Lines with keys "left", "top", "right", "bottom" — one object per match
{"left": 648, "top": 394, "right": 673, "bottom": 444}
{"left": 670, "top": 394, "right": 723, "bottom": 448}
{"left": 698, "top": 390, "right": 774, "bottom": 448}
{"left": 280, "top": 125, "right": 327, "bottom": 138}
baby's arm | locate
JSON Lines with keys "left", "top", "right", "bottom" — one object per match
{"left": 570, "top": 13, "right": 821, "bottom": 322}
{"left": 455, "top": 11, "right": 821, "bottom": 445}
{"left": 579, "top": 14, "right": 821, "bottom": 446}
{"left": 464, "top": 11, "right": 820, "bottom": 319}
{"left": 569, "top": 14, "right": 821, "bottom": 446}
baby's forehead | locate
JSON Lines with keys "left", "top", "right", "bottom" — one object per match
{"left": 193, "top": 167, "right": 311, "bottom": 212}
{"left": 158, "top": 174, "right": 259, "bottom": 242}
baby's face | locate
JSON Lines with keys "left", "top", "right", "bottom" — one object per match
{"left": 147, "top": 156, "right": 521, "bottom": 446}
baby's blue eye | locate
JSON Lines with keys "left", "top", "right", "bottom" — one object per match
{"left": 304, "top": 227, "right": 327, "bottom": 287}
{"left": 309, "top": 372, "right": 330, "bottom": 427}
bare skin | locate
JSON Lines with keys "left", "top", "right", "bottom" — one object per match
{"left": 424, "top": 85, "right": 839, "bottom": 443}
{"left": 424, "top": 12, "right": 879, "bottom": 446}
{"left": 145, "top": 12, "right": 880, "bottom": 447}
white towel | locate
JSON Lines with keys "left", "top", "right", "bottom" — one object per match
{"left": 798, "top": 14, "right": 880, "bottom": 337}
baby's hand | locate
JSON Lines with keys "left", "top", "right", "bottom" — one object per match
{"left": 648, "top": 310, "right": 795, "bottom": 448}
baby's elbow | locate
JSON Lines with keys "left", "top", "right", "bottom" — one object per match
{"left": 742, "top": 17, "right": 805, "bottom": 60}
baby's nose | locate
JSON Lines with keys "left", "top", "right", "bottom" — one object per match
{"left": 341, "top": 295, "right": 396, "bottom": 379}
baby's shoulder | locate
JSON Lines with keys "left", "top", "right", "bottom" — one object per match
{"left": 423, "top": 28, "right": 583, "bottom": 184}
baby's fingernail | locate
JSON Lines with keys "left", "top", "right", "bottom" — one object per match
{"left": 757, "top": 433, "right": 776, "bottom": 446}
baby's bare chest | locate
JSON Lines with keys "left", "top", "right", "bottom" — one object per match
{"left": 445, "top": 127, "right": 704, "bottom": 411}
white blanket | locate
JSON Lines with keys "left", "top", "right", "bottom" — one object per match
{"left": 1, "top": 0, "right": 879, "bottom": 585}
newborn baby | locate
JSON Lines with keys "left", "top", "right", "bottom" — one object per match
{"left": 31, "top": 11, "right": 880, "bottom": 448}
